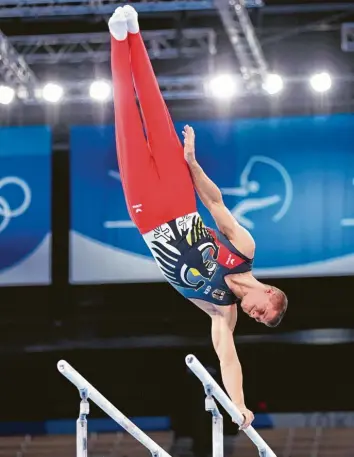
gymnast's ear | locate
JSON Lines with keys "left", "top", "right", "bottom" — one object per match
{"left": 266, "top": 287, "right": 288, "bottom": 327}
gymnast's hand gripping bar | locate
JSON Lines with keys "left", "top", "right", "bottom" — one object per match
{"left": 57, "top": 360, "right": 172, "bottom": 457}
{"left": 185, "top": 354, "right": 277, "bottom": 457}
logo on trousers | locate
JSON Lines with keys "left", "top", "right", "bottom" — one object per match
{"left": 0, "top": 177, "right": 31, "bottom": 234}
{"left": 132, "top": 204, "right": 142, "bottom": 214}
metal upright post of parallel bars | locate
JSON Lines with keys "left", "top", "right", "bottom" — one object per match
{"left": 205, "top": 386, "right": 224, "bottom": 457}
{"left": 185, "top": 354, "right": 277, "bottom": 457}
{"left": 57, "top": 360, "right": 172, "bottom": 457}
{"left": 77, "top": 388, "right": 89, "bottom": 457}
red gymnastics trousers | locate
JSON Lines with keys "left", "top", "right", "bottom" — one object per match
{"left": 111, "top": 33, "right": 197, "bottom": 234}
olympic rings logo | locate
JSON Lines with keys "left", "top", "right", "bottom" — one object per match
{"left": 0, "top": 176, "right": 32, "bottom": 234}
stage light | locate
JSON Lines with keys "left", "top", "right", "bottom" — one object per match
{"left": 208, "top": 74, "right": 237, "bottom": 99}
{"left": 263, "top": 73, "right": 283, "bottom": 95}
{"left": 310, "top": 72, "right": 332, "bottom": 93}
{"left": 0, "top": 86, "right": 15, "bottom": 105}
{"left": 42, "top": 83, "right": 63, "bottom": 103}
{"left": 90, "top": 80, "right": 111, "bottom": 101}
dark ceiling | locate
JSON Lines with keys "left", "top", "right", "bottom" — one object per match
{"left": 0, "top": 0, "right": 353, "bottom": 125}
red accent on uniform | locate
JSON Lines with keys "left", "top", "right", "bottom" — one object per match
{"left": 209, "top": 229, "right": 245, "bottom": 269}
{"left": 216, "top": 244, "right": 245, "bottom": 269}
{"left": 111, "top": 33, "right": 197, "bottom": 234}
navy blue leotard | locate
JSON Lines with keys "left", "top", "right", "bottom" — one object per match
{"left": 144, "top": 212, "right": 253, "bottom": 305}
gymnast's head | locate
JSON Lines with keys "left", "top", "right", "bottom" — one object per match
{"left": 240, "top": 285, "right": 288, "bottom": 327}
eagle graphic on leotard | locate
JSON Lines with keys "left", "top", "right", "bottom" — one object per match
{"left": 151, "top": 215, "right": 219, "bottom": 290}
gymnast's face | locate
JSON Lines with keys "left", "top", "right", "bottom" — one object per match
{"left": 240, "top": 289, "right": 279, "bottom": 325}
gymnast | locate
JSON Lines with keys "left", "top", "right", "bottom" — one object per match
{"left": 109, "top": 5, "right": 288, "bottom": 429}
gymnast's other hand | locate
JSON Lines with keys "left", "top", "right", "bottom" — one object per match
{"left": 237, "top": 405, "right": 255, "bottom": 430}
{"left": 182, "top": 124, "right": 196, "bottom": 164}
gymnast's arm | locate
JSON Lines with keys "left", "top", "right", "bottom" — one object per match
{"left": 182, "top": 125, "right": 255, "bottom": 251}
{"left": 211, "top": 312, "right": 254, "bottom": 428}
{"left": 182, "top": 123, "right": 220, "bottom": 203}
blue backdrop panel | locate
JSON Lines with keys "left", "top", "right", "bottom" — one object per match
{"left": 0, "top": 126, "right": 52, "bottom": 285}
{"left": 70, "top": 114, "right": 354, "bottom": 283}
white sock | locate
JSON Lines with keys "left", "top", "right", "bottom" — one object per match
{"left": 123, "top": 5, "right": 139, "bottom": 34}
{"left": 108, "top": 7, "right": 128, "bottom": 41}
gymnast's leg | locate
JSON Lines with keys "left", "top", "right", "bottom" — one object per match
{"left": 110, "top": 8, "right": 161, "bottom": 233}
{"left": 123, "top": 6, "right": 197, "bottom": 222}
